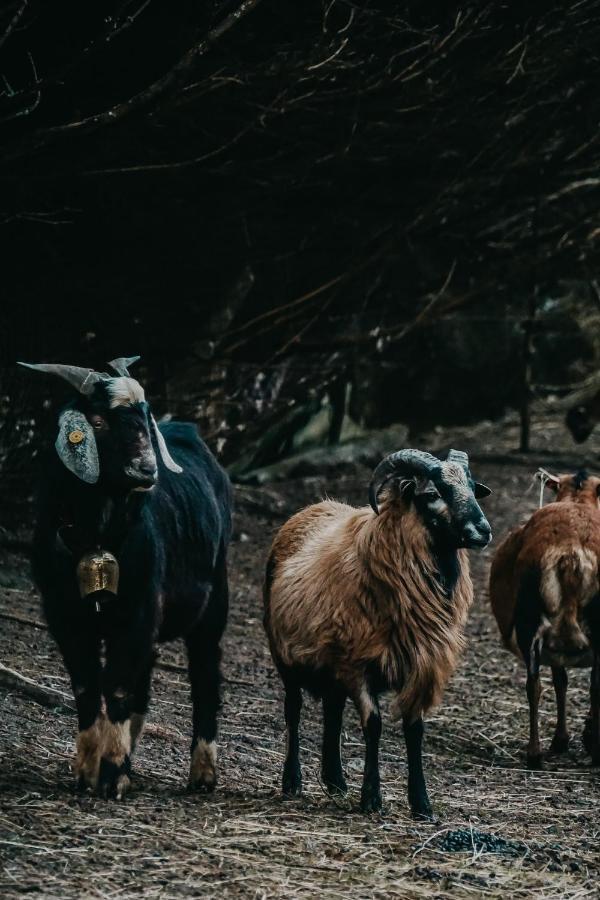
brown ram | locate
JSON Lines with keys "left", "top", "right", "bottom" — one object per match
{"left": 264, "top": 448, "right": 491, "bottom": 816}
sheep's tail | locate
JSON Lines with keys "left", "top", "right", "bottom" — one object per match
{"left": 540, "top": 547, "right": 597, "bottom": 611}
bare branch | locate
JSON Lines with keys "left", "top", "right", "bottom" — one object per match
{"left": 0, "top": 0, "right": 29, "bottom": 52}
{"left": 0, "top": 0, "right": 264, "bottom": 164}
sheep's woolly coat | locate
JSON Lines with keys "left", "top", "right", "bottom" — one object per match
{"left": 490, "top": 475, "right": 600, "bottom": 664}
{"left": 265, "top": 497, "right": 473, "bottom": 719}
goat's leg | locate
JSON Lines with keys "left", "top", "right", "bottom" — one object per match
{"left": 549, "top": 665, "right": 569, "bottom": 753}
{"left": 186, "top": 629, "right": 222, "bottom": 793}
{"left": 281, "top": 672, "right": 303, "bottom": 796}
{"left": 52, "top": 627, "right": 102, "bottom": 791}
{"left": 321, "top": 687, "right": 347, "bottom": 794}
{"left": 130, "top": 652, "right": 156, "bottom": 754}
{"left": 402, "top": 715, "right": 433, "bottom": 819}
{"left": 186, "top": 550, "right": 228, "bottom": 793}
{"left": 100, "top": 627, "right": 155, "bottom": 800}
{"left": 590, "top": 652, "right": 600, "bottom": 765}
{"left": 354, "top": 688, "right": 382, "bottom": 813}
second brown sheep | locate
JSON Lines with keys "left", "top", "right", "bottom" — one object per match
{"left": 489, "top": 469, "right": 600, "bottom": 768}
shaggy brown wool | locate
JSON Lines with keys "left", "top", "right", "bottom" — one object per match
{"left": 489, "top": 471, "right": 600, "bottom": 766}
{"left": 265, "top": 493, "right": 473, "bottom": 721}
{"left": 490, "top": 474, "right": 600, "bottom": 661}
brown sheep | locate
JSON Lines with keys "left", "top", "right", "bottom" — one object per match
{"left": 264, "top": 448, "right": 491, "bottom": 816}
{"left": 489, "top": 469, "right": 600, "bottom": 768}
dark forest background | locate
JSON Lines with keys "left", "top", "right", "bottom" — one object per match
{"left": 2, "top": 0, "right": 600, "bottom": 513}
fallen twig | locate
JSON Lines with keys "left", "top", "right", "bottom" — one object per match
{"left": 0, "top": 662, "right": 74, "bottom": 712}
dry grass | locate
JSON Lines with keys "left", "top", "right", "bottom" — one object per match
{"left": 1, "top": 415, "right": 599, "bottom": 898}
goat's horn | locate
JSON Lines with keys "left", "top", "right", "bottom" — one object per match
{"left": 446, "top": 449, "right": 469, "bottom": 470}
{"left": 17, "top": 362, "right": 104, "bottom": 395}
{"left": 107, "top": 356, "right": 141, "bottom": 377}
{"left": 369, "top": 449, "right": 442, "bottom": 515}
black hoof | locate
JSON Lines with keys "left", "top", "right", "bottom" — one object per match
{"left": 282, "top": 766, "right": 302, "bottom": 797}
{"left": 76, "top": 775, "right": 92, "bottom": 794}
{"left": 188, "top": 778, "right": 216, "bottom": 794}
{"left": 322, "top": 771, "right": 348, "bottom": 796}
{"left": 549, "top": 734, "right": 570, "bottom": 754}
{"left": 410, "top": 800, "right": 433, "bottom": 821}
{"left": 97, "top": 757, "right": 131, "bottom": 800}
{"left": 282, "top": 784, "right": 302, "bottom": 798}
{"left": 527, "top": 753, "right": 544, "bottom": 770}
{"left": 360, "top": 791, "right": 382, "bottom": 814}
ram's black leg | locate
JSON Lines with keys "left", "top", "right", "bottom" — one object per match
{"left": 403, "top": 715, "right": 432, "bottom": 819}
{"left": 549, "top": 666, "right": 569, "bottom": 753}
{"left": 321, "top": 687, "right": 347, "bottom": 794}
{"left": 281, "top": 671, "right": 303, "bottom": 797}
{"left": 354, "top": 688, "right": 382, "bottom": 813}
{"left": 524, "top": 640, "right": 543, "bottom": 769}
{"left": 515, "top": 581, "right": 544, "bottom": 769}
{"left": 525, "top": 668, "right": 543, "bottom": 769}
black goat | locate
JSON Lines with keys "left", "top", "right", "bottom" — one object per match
{"left": 19, "top": 357, "right": 232, "bottom": 799}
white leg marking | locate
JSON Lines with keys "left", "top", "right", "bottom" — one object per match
{"left": 189, "top": 740, "right": 217, "bottom": 789}
{"left": 74, "top": 718, "right": 104, "bottom": 789}
{"left": 73, "top": 714, "right": 132, "bottom": 794}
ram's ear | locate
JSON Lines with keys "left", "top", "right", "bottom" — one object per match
{"left": 474, "top": 482, "right": 492, "bottom": 498}
{"left": 535, "top": 468, "right": 560, "bottom": 493}
{"left": 55, "top": 408, "right": 99, "bottom": 483}
{"left": 150, "top": 415, "right": 183, "bottom": 474}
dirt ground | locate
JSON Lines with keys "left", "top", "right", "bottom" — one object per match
{"left": 0, "top": 413, "right": 599, "bottom": 899}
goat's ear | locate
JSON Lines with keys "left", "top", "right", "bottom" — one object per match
{"left": 474, "top": 482, "right": 492, "bottom": 498}
{"left": 150, "top": 415, "right": 183, "bottom": 474}
{"left": 55, "top": 408, "right": 99, "bottom": 483}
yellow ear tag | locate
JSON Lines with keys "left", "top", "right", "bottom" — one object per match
{"left": 68, "top": 430, "right": 85, "bottom": 444}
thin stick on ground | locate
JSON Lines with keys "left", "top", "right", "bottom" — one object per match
{"left": 0, "top": 662, "right": 74, "bottom": 712}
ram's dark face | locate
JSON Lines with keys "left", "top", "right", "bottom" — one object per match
{"left": 412, "top": 461, "right": 492, "bottom": 549}
{"left": 84, "top": 378, "right": 158, "bottom": 491}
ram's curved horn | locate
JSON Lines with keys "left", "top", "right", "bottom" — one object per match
{"left": 369, "top": 449, "right": 442, "bottom": 515}
{"left": 107, "top": 356, "right": 141, "bottom": 377}
{"left": 17, "top": 362, "right": 104, "bottom": 395}
{"left": 446, "top": 449, "right": 469, "bottom": 471}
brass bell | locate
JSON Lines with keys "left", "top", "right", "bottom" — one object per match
{"left": 76, "top": 550, "right": 119, "bottom": 599}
